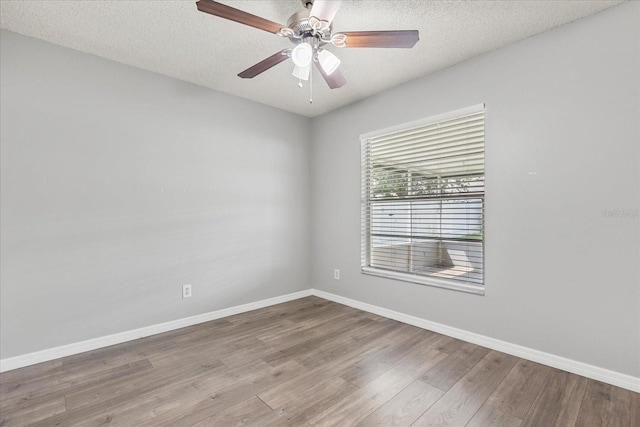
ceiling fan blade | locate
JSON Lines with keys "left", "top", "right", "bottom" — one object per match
{"left": 316, "top": 62, "right": 346, "bottom": 89}
{"left": 309, "top": 0, "right": 342, "bottom": 25}
{"left": 238, "top": 49, "right": 291, "bottom": 78}
{"left": 333, "top": 30, "right": 419, "bottom": 48}
{"left": 196, "top": 0, "right": 286, "bottom": 34}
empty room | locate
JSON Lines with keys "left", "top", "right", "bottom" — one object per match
{"left": 1, "top": 0, "right": 638, "bottom": 425}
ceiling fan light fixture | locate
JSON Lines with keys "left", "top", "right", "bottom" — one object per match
{"left": 291, "top": 43, "right": 313, "bottom": 67}
{"left": 318, "top": 49, "right": 341, "bottom": 75}
{"left": 196, "top": 0, "right": 420, "bottom": 92}
{"left": 292, "top": 63, "right": 311, "bottom": 81}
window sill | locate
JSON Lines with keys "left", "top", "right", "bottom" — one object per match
{"left": 361, "top": 266, "right": 485, "bottom": 296}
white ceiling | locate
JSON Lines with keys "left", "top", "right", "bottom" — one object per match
{"left": 0, "top": 0, "right": 624, "bottom": 117}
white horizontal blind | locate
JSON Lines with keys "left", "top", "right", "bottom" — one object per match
{"left": 361, "top": 107, "right": 485, "bottom": 291}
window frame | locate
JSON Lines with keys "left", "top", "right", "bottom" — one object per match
{"left": 360, "top": 104, "right": 486, "bottom": 295}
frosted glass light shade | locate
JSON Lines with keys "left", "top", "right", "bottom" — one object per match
{"left": 291, "top": 43, "right": 313, "bottom": 67}
{"left": 292, "top": 64, "right": 311, "bottom": 80}
{"left": 318, "top": 49, "right": 341, "bottom": 75}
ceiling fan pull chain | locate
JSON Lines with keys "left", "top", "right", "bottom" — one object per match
{"left": 309, "top": 66, "right": 313, "bottom": 104}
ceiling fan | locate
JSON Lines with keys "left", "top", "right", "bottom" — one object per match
{"left": 196, "top": 0, "right": 419, "bottom": 91}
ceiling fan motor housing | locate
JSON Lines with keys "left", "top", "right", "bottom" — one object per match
{"left": 286, "top": 8, "right": 331, "bottom": 46}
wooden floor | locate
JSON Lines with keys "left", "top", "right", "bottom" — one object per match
{"left": 1, "top": 297, "right": 637, "bottom": 426}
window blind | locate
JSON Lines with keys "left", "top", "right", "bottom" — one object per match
{"left": 361, "top": 106, "right": 485, "bottom": 293}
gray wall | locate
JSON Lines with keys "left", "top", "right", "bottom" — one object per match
{"left": 0, "top": 31, "right": 311, "bottom": 359}
{"left": 310, "top": 1, "right": 640, "bottom": 377}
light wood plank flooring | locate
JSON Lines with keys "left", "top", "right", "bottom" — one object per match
{"left": 1, "top": 296, "right": 637, "bottom": 426}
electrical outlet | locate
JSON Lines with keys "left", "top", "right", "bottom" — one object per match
{"left": 182, "top": 284, "right": 192, "bottom": 299}
{"left": 334, "top": 269, "right": 340, "bottom": 280}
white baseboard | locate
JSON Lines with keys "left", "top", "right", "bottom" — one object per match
{"left": 0, "top": 289, "right": 312, "bottom": 373}
{"left": 310, "top": 289, "right": 640, "bottom": 393}
{"left": 2, "top": 287, "right": 638, "bottom": 393}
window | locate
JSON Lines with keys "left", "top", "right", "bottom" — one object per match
{"left": 361, "top": 104, "right": 485, "bottom": 294}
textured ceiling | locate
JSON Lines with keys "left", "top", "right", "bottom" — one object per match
{"left": 0, "top": 0, "right": 625, "bottom": 117}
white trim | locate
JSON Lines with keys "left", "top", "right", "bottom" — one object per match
{"left": 310, "top": 289, "right": 640, "bottom": 393}
{"left": 360, "top": 103, "right": 485, "bottom": 141}
{"left": 2, "top": 287, "right": 638, "bottom": 393}
{"left": 0, "top": 290, "right": 312, "bottom": 373}
{"left": 362, "top": 267, "right": 485, "bottom": 296}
